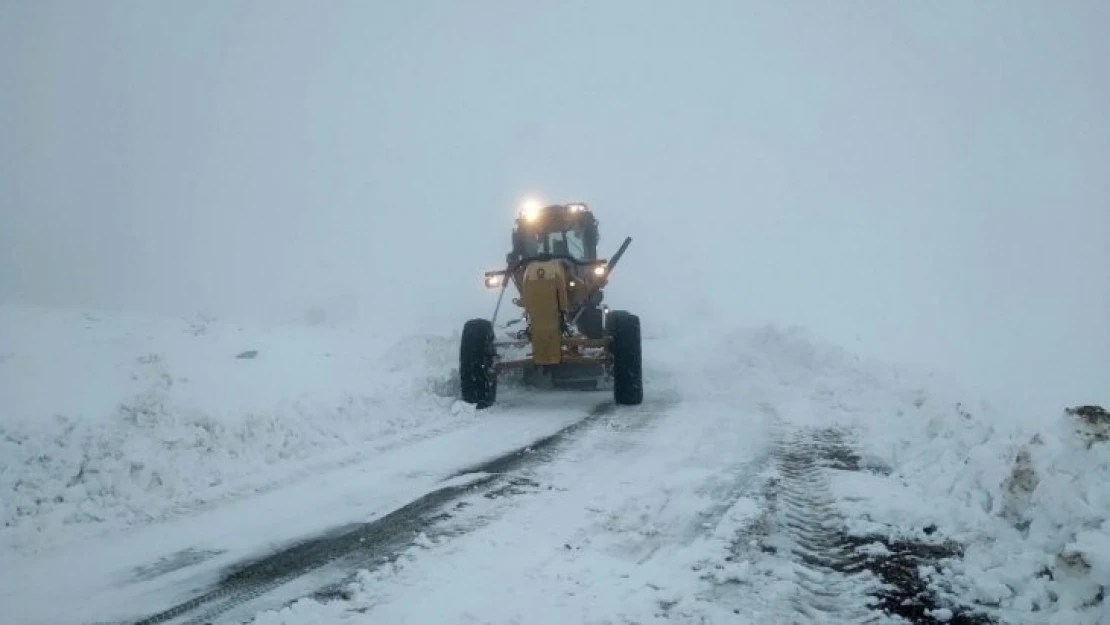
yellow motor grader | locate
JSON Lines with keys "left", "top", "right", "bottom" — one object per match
{"left": 459, "top": 200, "right": 642, "bottom": 409}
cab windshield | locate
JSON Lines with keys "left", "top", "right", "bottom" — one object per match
{"left": 519, "top": 227, "right": 589, "bottom": 261}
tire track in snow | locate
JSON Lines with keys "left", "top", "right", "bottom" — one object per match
{"left": 695, "top": 425, "right": 885, "bottom": 624}
{"left": 772, "top": 428, "right": 881, "bottom": 624}
{"left": 129, "top": 475, "right": 498, "bottom": 625}
{"left": 622, "top": 452, "right": 773, "bottom": 569}
{"left": 444, "top": 400, "right": 617, "bottom": 478}
{"left": 127, "top": 400, "right": 621, "bottom": 625}
{"left": 706, "top": 425, "right": 995, "bottom": 625}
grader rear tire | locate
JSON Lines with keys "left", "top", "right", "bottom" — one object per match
{"left": 460, "top": 318, "right": 497, "bottom": 408}
{"left": 607, "top": 311, "right": 642, "bottom": 405}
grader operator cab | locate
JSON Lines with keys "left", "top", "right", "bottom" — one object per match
{"left": 459, "top": 200, "right": 642, "bottom": 409}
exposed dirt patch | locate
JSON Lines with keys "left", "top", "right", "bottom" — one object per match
{"left": 1067, "top": 404, "right": 1110, "bottom": 446}
{"left": 836, "top": 533, "right": 995, "bottom": 624}
{"left": 1067, "top": 404, "right": 1109, "bottom": 424}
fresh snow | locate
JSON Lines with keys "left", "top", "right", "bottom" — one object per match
{"left": 1, "top": 305, "right": 1107, "bottom": 625}
{"left": 0, "top": 304, "right": 464, "bottom": 553}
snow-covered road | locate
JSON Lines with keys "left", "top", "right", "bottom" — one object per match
{"left": 7, "top": 394, "right": 603, "bottom": 625}
{"left": 2, "top": 306, "right": 1107, "bottom": 625}
{"left": 275, "top": 383, "right": 777, "bottom": 625}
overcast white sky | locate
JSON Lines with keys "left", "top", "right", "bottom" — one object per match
{"left": 1, "top": 1, "right": 1107, "bottom": 414}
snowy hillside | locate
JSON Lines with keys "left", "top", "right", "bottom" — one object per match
{"left": 0, "top": 305, "right": 465, "bottom": 553}
{"left": 2, "top": 305, "right": 1107, "bottom": 625}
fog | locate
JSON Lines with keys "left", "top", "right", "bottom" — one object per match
{"left": 2, "top": 1, "right": 1107, "bottom": 415}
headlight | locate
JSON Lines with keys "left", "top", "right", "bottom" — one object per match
{"left": 485, "top": 274, "right": 503, "bottom": 289}
{"left": 593, "top": 265, "right": 606, "bottom": 276}
{"left": 567, "top": 203, "right": 586, "bottom": 213}
{"left": 521, "top": 198, "right": 543, "bottom": 222}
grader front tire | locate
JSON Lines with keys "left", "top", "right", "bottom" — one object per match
{"left": 607, "top": 311, "right": 643, "bottom": 406}
{"left": 460, "top": 318, "right": 498, "bottom": 408}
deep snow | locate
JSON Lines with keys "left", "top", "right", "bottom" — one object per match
{"left": 0, "top": 305, "right": 464, "bottom": 554}
{"left": 1, "top": 304, "right": 1107, "bottom": 624}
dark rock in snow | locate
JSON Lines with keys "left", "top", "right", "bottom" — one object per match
{"left": 235, "top": 350, "right": 258, "bottom": 360}
{"left": 1066, "top": 404, "right": 1109, "bottom": 424}
{"left": 1066, "top": 405, "right": 1110, "bottom": 446}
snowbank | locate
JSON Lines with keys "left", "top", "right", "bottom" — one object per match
{"left": 637, "top": 324, "right": 1108, "bottom": 624}
{"left": 0, "top": 305, "right": 464, "bottom": 552}
{"left": 880, "top": 401, "right": 1110, "bottom": 625}
{"left": 726, "top": 326, "right": 1110, "bottom": 624}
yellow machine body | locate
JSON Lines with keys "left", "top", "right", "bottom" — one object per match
{"left": 520, "top": 260, "right": 570, "bottom": 365}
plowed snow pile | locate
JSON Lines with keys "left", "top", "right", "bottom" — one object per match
{"left": 847, "top": 399, "right": 1110, "bottom": 624}
{"left": 747, "top": 329, "right": 1110, "bottom": 624}
{"left": 0, "top": 305, "right": 465, "bottom": 553}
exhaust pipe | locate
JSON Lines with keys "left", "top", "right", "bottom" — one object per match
{"left": 605, "top": 236, "right": 632, "bottom": 275}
